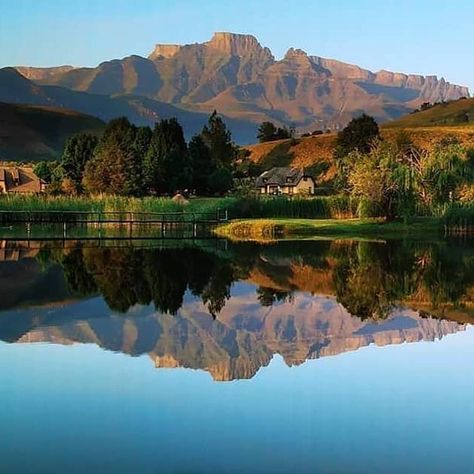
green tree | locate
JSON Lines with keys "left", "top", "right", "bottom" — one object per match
{"left": 275, "top": 126, "right": 293, "bottom": 140}
{"left": 335, "top": 114, "right": 380, "bottom": 158}
{"left": 33, "top": 161, "right": 59, "bottom": 184}
{"left": 200, "top": 111, "right": 238, "bottom": 194}
{"left": 201, "top": 111, "right": 237, "bottom": 169}
{"left": 257, "top": 121, "right": 278, "bottom": 142}
{"left": 83, "top": 118, "right": 139, "bottom": 195}
{"left": 335, "top": 114, "right": 380, "bottom": 189}
{"left": 189, "top": 135, "right": 215, "bottom": 195}
{"left": 61, "top": 134, "right": 98, "bottom": 192}
{"left": 209, "top": 167, "right": 233, "bottom": 195}
{"left": 257, "top": 121, "right": 293, "bottom": 142}
{"left": 143, "top": 118, "right": 190, "bottom": 194}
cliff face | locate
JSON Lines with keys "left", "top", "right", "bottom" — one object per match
{"left": 14, "top": 32, "right": 469, "bottom": 132}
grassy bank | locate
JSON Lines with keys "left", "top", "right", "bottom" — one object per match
{"left": 215, "top": 217, "right": 443, "bottom": 240}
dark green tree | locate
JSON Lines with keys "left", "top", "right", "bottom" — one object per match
{"left": 201, "top": 111, "right": 237, "bottom": 169}
{"left": 33, "top": 161, "right": 59, "bottom": 184}
{"left": 335, "top": 114, "right": 380, "bottom": 158}
{"left": 257, "top": 121, "right": 278, "bottom": 142}
{"left": 257, "top": 121, "right": 292, "bottom": 142}
{"left": 200, "top": 111, "right": 238, "bottom": 194}
{"left": 189, "top": 135, "right": 215, "bottom": 195}
{"left": 83, "top": 118, "right": 139, "bottom": 195}
{"left": 143, "top": 118, "right": 190, "bottom": 194}
{"left": 208, "top": 167, "right": 233, "bottom": 195}
{"left": 274, "top": 126, "right": 293, "bottom": 140}
{"left": 61, "top": 134, "right": 98, "bottom": 192}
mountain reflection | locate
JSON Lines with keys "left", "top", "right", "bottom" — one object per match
{"left": 0, "top": 238, "right": 473, "bottom": 380}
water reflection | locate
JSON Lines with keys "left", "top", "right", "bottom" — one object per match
{"left": 0, "top": 238, "right": 473, "bottom": 380}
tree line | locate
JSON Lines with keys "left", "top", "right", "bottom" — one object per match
{"left": 35, "top": 111, "right": 259, "bottom": 196}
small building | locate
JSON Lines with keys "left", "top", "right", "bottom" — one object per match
{"left": 0, "top": 167, "right": 47, "bottom": 194}
{"left": 255, "top": 167, "right": 315, "bottom": 196}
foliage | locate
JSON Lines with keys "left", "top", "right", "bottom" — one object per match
{"left": 61, "top": 133, "right": 98, "bottom": 192}
{"left": 201, "top": 110, "right": 238, "bottom": 169}
{"left": 83, "top": 118, "right": 141, "bottom": 196}
{"left": 257, "top": 121, "right": 293, "bottom": 143}
{"left": 33, "top": 161, "right": 60, "bottom": 184}
{"left": 335, "top": 113, "right": 380, "bottom": 159}
{"left": 345, "top": 139, "right": 474, "bottom": 219}
{"left": 188, "top": 135, "right": 215, "bottom": 195}
{"left": 144, "top": 118, "right": 190, "bottom": 194}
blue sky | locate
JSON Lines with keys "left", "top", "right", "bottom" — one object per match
{"left": 1, "top": 0, "right": 472, "bottom": 91}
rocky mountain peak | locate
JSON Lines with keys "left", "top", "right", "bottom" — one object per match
{"left": 284, "top": 48, "right": 308, "bottom": 59}
{"left": 206, "top": 32, "right": 273, "bottom": 59}
{"left": 148, "top": 43, "right": 183, "bottom": 61}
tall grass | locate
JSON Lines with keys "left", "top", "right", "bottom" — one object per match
{"left": 443, "top": 203, "right": 474, "bottom": 233}
{"left": 0, "top": 194, "right": 358, "bottom": 221}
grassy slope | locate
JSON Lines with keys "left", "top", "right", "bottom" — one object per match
{"left": 384, "top": 97, "right": 474, "bottom": 128}
{"left": 0, "top": 102, "right": 104, "bottom": 161}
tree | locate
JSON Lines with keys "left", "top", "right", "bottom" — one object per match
{"left": 257, "top": 122, "right": 278, "bottom": 142}
{"left": 275, "top": 126, "right": 293, "bottom": 140}
{"left": 83, "top": 118, "right": 138, "bottom": 195}
{"left": 257, "top": 121, "right": 293, "bottom": 142}
{"left": 189, "top": 135, "right": 215, "bottom": 194}
{"left": 143, "top": 118, "right": 190, "bottom": 194}
{"left": 334, "top": 114, "right": 380, "bottom": 190}
{"left": 201, "top": 111, "right": 237, "bottom": 169}
{"left": 335, "top": 113, "right": 380, "bottom": 159}
{"left": 61, "top": 134, "right": 98, "bottom": 192}
{"left": 33, "top": 161, "right": 59, "bottom": 184}
{"left": 200, "top": 111, "right": 238, "bottom": 194}
{"left": 208, "top": 167, "right": 233, "bottom": 195}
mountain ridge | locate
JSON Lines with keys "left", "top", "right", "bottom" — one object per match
{"left": 0, "top": 67, "right": 258, "bottom": 154}
{"left": 14, "top": 32, "right": 468, "bottom": 133}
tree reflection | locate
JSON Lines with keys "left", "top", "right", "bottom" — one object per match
{"left": 42, "top": 238, "right": 474, "bottom": 321}
{"left": 59, "top": 246, "right": 237, "bottom": 317}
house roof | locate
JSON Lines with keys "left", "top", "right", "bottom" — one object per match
{"left": 255, "top": 167, "right": 310, "bottom": 187}
{"left": 0, "top": 167, "right": 45, "bottom": 193}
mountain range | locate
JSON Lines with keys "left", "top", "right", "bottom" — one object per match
{"left": 12, "top": 32, "right": 469, "bottom": 137}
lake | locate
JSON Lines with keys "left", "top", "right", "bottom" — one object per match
{"left": 1, "top": 237, "right": 474, "bottom": 473}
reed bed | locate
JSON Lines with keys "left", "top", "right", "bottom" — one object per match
{"left": 443, "top": 203, "right": 474, "bottom": 235}
{"left": 0, "top": 194, "right": 358, "bottom": 222}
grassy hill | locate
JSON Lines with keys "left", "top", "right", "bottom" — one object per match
{"left": 385, "top": 97, "right": 474, "bottom": 128}
{"left": 246, "top": 120, "right": 474, "bottom": 189}
{"left": 0, "top": 102, "right": 104, "bottom": 161}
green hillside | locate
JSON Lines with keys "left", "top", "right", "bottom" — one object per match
{"left": 0, "top": 102, "right": 104, "bottom": 161}
{"left": 384, "top": 97, "right": 474, "bottom": 128}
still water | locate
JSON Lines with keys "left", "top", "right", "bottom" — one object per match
{"left": 1, "top": 237, "right": 474, "bottom": 473}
